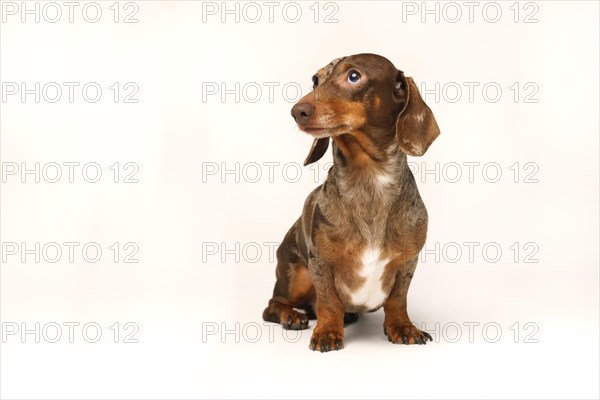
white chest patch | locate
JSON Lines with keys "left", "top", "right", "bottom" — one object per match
{"left": 349, "top": 247, "right": 390, "bottom": 310}
{"left": 376, "top": 173, "right": 394, "bottom": 186}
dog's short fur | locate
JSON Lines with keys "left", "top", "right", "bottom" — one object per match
{"left": 262, "top": 54, "right": 440, "bottom": 352}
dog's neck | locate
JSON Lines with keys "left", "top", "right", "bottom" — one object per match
{"left": 330, "top": 131, "right": 409, "bottom": 205}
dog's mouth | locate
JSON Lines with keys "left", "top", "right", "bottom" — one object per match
{"left": 299, "top": 125, "right": 347, "bottom": 138}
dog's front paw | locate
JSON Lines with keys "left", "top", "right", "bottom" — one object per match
{"left": 384, "top": 322, "right": 432, "bottom": 345}
{"left": 280, "top": 310, "right": 310, "bottom": 330}
{"left": 309, "top": 329, "right": 344, "bottom": 352}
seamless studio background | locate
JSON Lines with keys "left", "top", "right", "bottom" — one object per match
{"left": 1, "top": 1, "right": 599, "bottom": 399}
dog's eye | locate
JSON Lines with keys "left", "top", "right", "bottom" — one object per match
{"left": 347, "top": 70, "right": 361, "bottom": 84}
{"left": 312, "top": 75, "right": 319, "bottom": 88}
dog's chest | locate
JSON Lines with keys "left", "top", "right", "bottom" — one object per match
{"left": 346, "top": 247, "right": 391, "bottom": 310}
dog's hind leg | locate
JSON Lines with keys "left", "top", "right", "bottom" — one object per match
{"left": 262, "top": 223, "right": 315, "bottom": 330}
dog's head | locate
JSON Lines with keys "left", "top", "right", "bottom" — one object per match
{"left": 291, "top": 54, "right": 440, "bottom": 166}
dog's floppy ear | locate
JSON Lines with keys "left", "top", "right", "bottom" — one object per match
{"left": 394, "top": 72, "right": 440, "bottom": 156}
{"left": 303, "top": 137, "right": 329, "bottom": 166}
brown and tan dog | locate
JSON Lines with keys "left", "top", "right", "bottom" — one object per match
{"left": 262, "top": 54, "right": 440, "bottom": 352}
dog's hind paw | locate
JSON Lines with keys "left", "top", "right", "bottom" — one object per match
{"left": 280, "top": 310, "right": 310, "bottom": 330}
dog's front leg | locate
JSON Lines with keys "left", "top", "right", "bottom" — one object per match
{"left": 308, "top": 252, "right": 345, "bottom": 352}
{"left": 383, "top": 257, "right": 433, "bottom": 345}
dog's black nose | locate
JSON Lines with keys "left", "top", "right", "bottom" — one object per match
{"left": 291, "top": 102, "right": 315, "bottom": 125}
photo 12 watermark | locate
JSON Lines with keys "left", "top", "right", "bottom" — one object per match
{"left": 199, "top": 81, "right": 540, "bottom": 104}
{"left": 1, "top": 242, "right": 140, "bottom": 264}
{"left": 199, "top": 1, "right": 340, "bottom": 24}
{"left": 1, "top": 82, "right": 140, "bottom": 103}
{"left": 201, "top": 320, "right": 540, "bottom": 344}
{"left": 2, "top": 162, "right": 140, "bottom": 183}
{"left": 399, "top": 1, "right": 540, "bottom": 24}
{"left": 1, "top": 1, "right": 140, "bottom": 24}
{"left": 418, "top": 81, "right": 540, "bottom": 104}
{"left": 2, "top": 321, "right": 140, "bottom": 343}
{"left": 200, "top": 240, "right": 540, "bottom": 265}
{"left": 199, "top": 161, "right": 540, "bottom": 184}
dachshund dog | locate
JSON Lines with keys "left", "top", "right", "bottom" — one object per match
{"left": 262, "top": 54, "right": 440, "bottom": 352}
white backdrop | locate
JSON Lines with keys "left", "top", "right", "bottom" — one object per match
{"left": 1, "top": 1, "right": 599, "bottom": 399}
